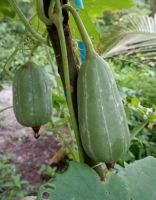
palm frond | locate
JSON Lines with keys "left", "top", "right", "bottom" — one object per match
{"left": 102, "top": 14, "right": 156, "bottom": 60}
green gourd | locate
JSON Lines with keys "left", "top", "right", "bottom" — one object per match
{"left": 13, "top": 62, "right": 52, "bottom": 130}
{"left": 78, "top": 54, "right": 130, "bottom": 163}
{"left": 63, "top": 4, "right": 130, "bottom": 163}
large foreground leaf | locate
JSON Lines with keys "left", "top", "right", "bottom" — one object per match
{"left": 124, "top": 156, "right": 156, "bottom": 200}
{"left": 51, "top": 162, "right": 107, "bottom": 200}
{"left": 37, "top": 156, "right": 156, "bottom": 200}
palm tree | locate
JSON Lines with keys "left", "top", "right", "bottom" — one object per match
{"left": 102, "top": 13, "right": 156, "bottom": 62}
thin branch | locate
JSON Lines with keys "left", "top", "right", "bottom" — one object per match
{"left": 7, "top": 0, "right": 47, "bottom": 45}
{"left": 0, "top": 106, "right": 13, "bottom": 113}
{"left": 3, "top": 43, "right": 21, "bottom": 78}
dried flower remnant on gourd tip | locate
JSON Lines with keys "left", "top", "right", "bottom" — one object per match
{"left": 32, "top": 126, "right": 41, "bottom": 139}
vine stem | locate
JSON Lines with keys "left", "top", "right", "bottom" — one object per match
{"left": 3, "top": 43, "right": 21, "bottom": 78}
{"left": 49, "top": 0, "right": 84, "bottom": 163}
{"left": 0, "top": 106, "right": 13, "bottom": 113}
{"left": 7, "top": 0, "right": 47, "bottom": 45}
{"left": 56, "top": 20, "right": 84, "bottom": 163}
{"left": 62, "top": 4, "right": 96, "bottom": 57}
{"left": 36, "top": 0, "right": 52, "bottom": 25}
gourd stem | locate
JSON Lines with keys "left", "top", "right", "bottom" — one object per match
{"left": 62, "top": 4, "right": 96, "bottom": 57}
{"left": 7, "top": 0, "right": 47, "bottom": 45}
{"left": 56, "top": 23, "right": 84, "bottom": 163}
{"left": 51, "top": 1, "right": 84, "bottom": 162}
{"left": 48, "top": 0, "right": 56, "bottom": 19}
{"left": 3, "top": 43, "right": 20, "bottom": 78}
{"left": 36, "top": 0, "right": 52, "bottom": 25}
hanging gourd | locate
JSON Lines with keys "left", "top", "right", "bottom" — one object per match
{"left": 13, "top": 61, "right": 52, "bottom": 138}
{"left": 63, "top": 5, "right": 130, "bottom": 163}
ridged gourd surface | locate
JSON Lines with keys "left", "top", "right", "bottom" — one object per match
{"left": 78, "top": 54, "right": 130, "bottom": 163}
{"left": 13, "top": 62, "right": 52, "bottom": 127}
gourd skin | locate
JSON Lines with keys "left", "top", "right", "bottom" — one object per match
{"left": 78, "top": 54, "right": 130, "bottom": 163}
{"left": 13, "top": 62, "right": 52, "bottom": 128}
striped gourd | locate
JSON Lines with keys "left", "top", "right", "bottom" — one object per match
{"left": 13, "top": 62, "right": 52, "bottom": 128}
{"left": 58, "top": 4, "right": 130, "bottom": 162}
{"left": 78, "top": 54, "right": 130, "bottom": 163}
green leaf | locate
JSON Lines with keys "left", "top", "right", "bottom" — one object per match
{"left": 0, "top": 0, "right": 15, "bottom": 19}
{"left": 84, "top": 0, "right": 134, "bottom": 18}
{"left": 123, "top": 156, "right": 156, "bottom": 200}
{"left": 31, "top": 0, "right": 46, "bottom": 34}
{"left": 69, "top": 0, "right": 134, "bottom": 43}
{"left": 69, "top": 8, "right": 99, "bottom": 43}
{"left": 37, "top": 157, "right": 156, "bottom": 200}
{"left": 103, "top": 174, "right": 130, "bottom": 200}
{"left": 51, "top": 162, "right": 106, "bottom": 200}
{"left": 131, "top": 120, "right": 148, "bottom": 139}
{"left": 109, "top": 157, "right": 156, "bottom": 200}
{"left": 70, "top": 0, "right": 134, "bottom": 18}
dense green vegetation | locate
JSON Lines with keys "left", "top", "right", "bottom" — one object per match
{"left": 0, "top": 155, "right": 28, "bottom": 200}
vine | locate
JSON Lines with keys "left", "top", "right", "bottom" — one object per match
{"left": 63, "top": 4, "right": 97, "bottom": 57}
{"left": 0, "top": 106, "right": 13, "bottom": 113}
{"left": 37, "top": 0, "right": 52, "bottom": 25}
{"left": 3, "top": 43, "right": 20, "bottom": 78}
{"left": 48, "top": 0, "right": 84, "bottom": 163}
{"left": 7, "top": 0, "right": 47, "bottom": 45}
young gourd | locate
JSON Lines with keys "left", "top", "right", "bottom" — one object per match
{"left": 64, "top": 5, "right": 130, "bottom": 163}
{"left": 13, "top": 62, "right": 52, "bottom": 137}
{"left": 78, "top": 53, "right": 130, "bottom": 162}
